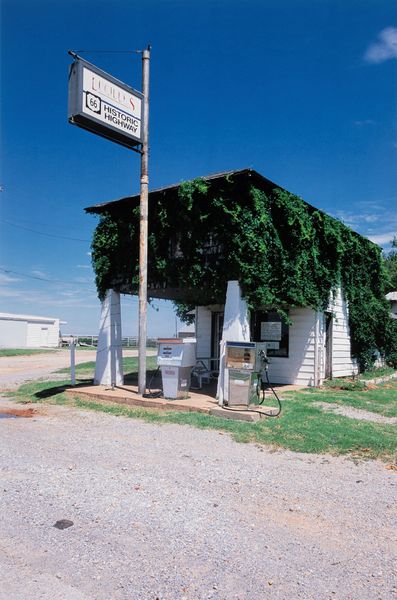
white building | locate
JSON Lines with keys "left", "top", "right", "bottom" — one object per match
{"left": 386, "top": 291, "right": 397, "bottom": 320}
{"left": 0, "top": 313, "right": 63, "bottom": 348}
{"left": 85, "top": 169, "right": 381, "bottom": 388}
{"left": 196, "top": 284, "right": 357, "bottom": 389}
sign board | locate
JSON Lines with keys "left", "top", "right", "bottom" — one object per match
{"left": 260, "top": 321, "right": 282, "bottom": 341}
{"left": 68, "top": 58, "right": 143, "bottom": 149}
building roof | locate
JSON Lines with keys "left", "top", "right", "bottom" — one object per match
{"left": 0, "top": 312, "right": 60, "bottom": 324}
{"left": 84, "top": 167, "right": 381, "bottom": 304}
{"left": 85, "top": 168, "right": 285, "bottom": 214}
{"left": 386, "top": 291, "right": 397, "bottom": 301}
{"left": 84, "top": 167, "right": 377, "bottom": 249}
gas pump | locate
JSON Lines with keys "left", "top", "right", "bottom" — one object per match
{"left": 223, "top": 341, "right": 282, "bottom": 416}
{"left": 225, "top": 341, "right": 257, "bottom": 407}
{"left": 157, "top": 338, "right": 196, "bottom": 399}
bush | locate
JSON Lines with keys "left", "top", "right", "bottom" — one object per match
{"left": 323, "top": 378, "right": 366, "bottom": 391}
{"left": 385, "top": 320, "right": 397, "bottom": 368}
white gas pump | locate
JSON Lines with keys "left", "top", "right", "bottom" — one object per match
{"left": 157, "top": 338, "right": 196, "bottom": 399}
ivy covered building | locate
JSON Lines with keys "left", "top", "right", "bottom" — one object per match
{"left": 86, "top": 168, "right": 394, "bottom": 387}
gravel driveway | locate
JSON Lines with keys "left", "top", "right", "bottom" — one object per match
{"left": 0, "top": 349, "right": 147, "bottom": 390}
{"left": 0, "top": 396, "right": 396, "bottom": 600}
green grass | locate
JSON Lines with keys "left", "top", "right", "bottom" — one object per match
{"left": 357, "top": 366, "right": 397, "bottom": 381}
{"left": 8, "top": 373, "right": 397, "bottom": 464}
{"left": 0, "top": 348, "right": 58, "bottom": 357}
{"left": 302, "top": 379, "right": 397, "bottom": 418}
{"left": 56, "top": 355, "right": 158, "bottom": 379}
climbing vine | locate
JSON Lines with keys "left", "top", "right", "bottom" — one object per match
{"left": 91, "top": 176, "right": 396, "bottom": 370}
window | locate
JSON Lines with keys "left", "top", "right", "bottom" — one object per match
{"left": 251, "top": 310, "right": 289, "bottom": 357}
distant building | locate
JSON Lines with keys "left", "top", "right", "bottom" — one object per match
{"left": 0, "top": 313, "right": 64, "bottom": 348}
{"left": 386, "top": 291, "right": 397, "bottom": 320}
{"left": 178, "top": 321, "right": 196, "bottom": 339}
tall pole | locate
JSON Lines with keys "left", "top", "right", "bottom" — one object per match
{"left": 138, "top": 46, "right": 150, "bottom": 395}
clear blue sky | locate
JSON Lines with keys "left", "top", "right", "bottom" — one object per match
{"left": 1, "top": 0, "right": 396, "bottom": 336}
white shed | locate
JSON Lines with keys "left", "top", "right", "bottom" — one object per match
{"left": 0, "top": 313, "right": 62, "bottom": 348}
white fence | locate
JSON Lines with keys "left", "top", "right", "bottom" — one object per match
{"left": 61, "top": 336, "right": 157, "bottom": 348}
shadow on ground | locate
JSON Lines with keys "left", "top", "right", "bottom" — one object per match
{"left": 34, "top": 380, "right": 93, "bottom": 400}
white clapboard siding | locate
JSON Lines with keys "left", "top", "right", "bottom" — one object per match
{"left": 0, "top": 318, "right": 27, "bottom": 348}
{"left": 267, "top": 307, "right": 317, "bottom": 386}
{"left": 195, "top": 307, "right": 212, "bottom": 368}
{"left": 26, "top": 319, "right": 59, "bottom": 347}
{"left": 194, "top": 285, "right": 356, "bottom": 387}
{"left": 327, "top": 288, "right": 355, "bottom": 378}
{"left": 26, "top": 323, "right": 45, "bottom": 347}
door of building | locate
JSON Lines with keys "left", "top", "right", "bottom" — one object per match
{"left": 40, "top": 327, "right": 49, "bottom": 347}
{"left": 211, "top": 312, "right": 224, "bottom": 373}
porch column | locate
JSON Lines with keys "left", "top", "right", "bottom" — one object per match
{"left": 94, "top": 289, "right": 124, "bottom": 386}
{"left": 217, "top": 280, "right": 250, "bottom": 405}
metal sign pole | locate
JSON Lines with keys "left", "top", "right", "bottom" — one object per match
{"left": 70, "top": 337, "right": 76, "bottom": 386}
{"left": 138, "top": 46, "right": 150, "bottom": 396}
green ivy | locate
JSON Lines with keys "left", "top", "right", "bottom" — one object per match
{"left": 91, "top": 177, "right": 395, "bottom": 370}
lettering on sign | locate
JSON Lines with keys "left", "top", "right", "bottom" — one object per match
{"left": 68, "top": 58, "right": 143, "bottom": 148}
{"left": 261, "top": 321, "right": 282, "bottom": 341}
{"left": 82, "top": 67, "right": 142, "bottom": 138}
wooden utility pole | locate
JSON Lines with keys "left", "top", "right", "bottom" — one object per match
{"left": 138, "top": 46, "right": 150, "bottom": 396}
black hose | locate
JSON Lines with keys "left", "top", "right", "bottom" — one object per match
{"left": 260, "top": 370, "right": 282, "bottom": 417}
{"left": 222, "top": 371, "right": 282, "bottom": 418}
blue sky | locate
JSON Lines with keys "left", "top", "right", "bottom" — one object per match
{"left": 1, "top": 0, "right": 396, "bottom": 336}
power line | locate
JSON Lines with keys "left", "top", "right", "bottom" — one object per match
{"left": 2, "top": 216, "right": 85, "bottom": 228}
{"left": 0, "top": 267, "right": 95, "bottom": 287}
{"left": 74, "top": 49, "right": 142, "bottom": 54}
{"left": 1, "top": 268, "right": 179, "bottom": 311}
{"left": 0, "top": 219, "right": 91, "bottom": 242}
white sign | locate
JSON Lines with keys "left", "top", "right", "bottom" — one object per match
{"left": 68, "top": 58, "right": 143, "bottom": 148}
{"left": 261, "top": 321, "right": 282, "bottom": 341}
{"left": 82, "top": 67, "right": 142, "bottom": 140}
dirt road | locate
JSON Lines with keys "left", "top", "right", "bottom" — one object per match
{"left": 0, "top": 349, "right": 146, "bottom": 391}
{"left": 1, "top": 353, "right": 396, "bottom": 599}
{"left": 0, "top": 396, "right": 396, "bottom": 600}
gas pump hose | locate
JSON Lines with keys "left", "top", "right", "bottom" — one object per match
{"left": 257, "top": 371, "right": 282, "bottom": 417}
{"left": 222, "top": 371, "right": 282, "bottom": 419}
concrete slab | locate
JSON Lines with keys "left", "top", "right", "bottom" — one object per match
{"left": 65, "top": 382, "right": 297, "bottom": 419}
{"left": 210, "top": 407, "right": 261, "bottom": 422}
{"left": 66, "top": 383, "right": 218, "bottom": 414}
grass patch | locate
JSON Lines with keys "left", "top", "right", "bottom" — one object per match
{"left": 8, "top": 378, "right": 92, "bottom": 405}
{"left": 302, "top": 379, "right": 397, "bottom": 418}
{"left": 0, "top": 348, "right": 58, "bottom": 357}
{"left": 56, "top": 355, "right": 158, "bottom": 379}
{"left": 9, "top": 375, "right": 397, "bottom": 464}
{"left": 357, "top": 366, "right": 397, "bottom": 381}
{"left": 323, "top": 378, "right": 366, "bottom": 391}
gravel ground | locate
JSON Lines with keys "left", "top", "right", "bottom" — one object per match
{"left": 0, "top": 397, "right": 396, "bottom": 600}
{"left": 0, "top": 349, "right": 148, "bottom": 391}
{"left": 313, "top": 401, "right": 397, "bottom": 425}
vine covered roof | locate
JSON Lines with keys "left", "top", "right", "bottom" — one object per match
{"left": 85, "top": 168, "right": 394, "bottom": 368}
